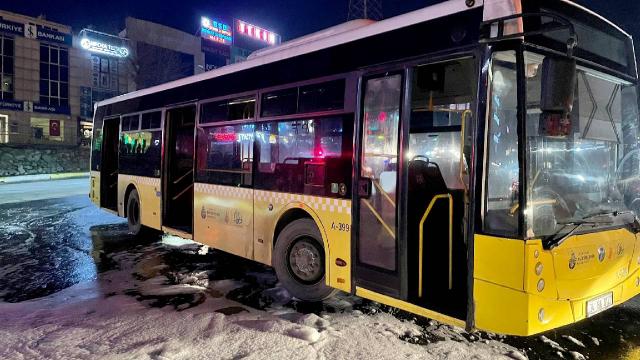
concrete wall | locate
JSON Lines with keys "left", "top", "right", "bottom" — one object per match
{"left": 0, "top": 145, "right": 89, "bottom": 176}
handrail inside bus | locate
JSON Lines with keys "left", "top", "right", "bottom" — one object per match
{"left": 172, "top": 184, "right": 194, "bottom": 201}
{"left": 372, "top": 179, "right": 397, "bottom": 208}
{"left": 418, "top": 194, "right": 453, "bottom": 298}
{"left": 361, "top": 199, "right": 396, "bottom": 239}
{"left": 173, "top": 169, "right": 194, "bottom": 185}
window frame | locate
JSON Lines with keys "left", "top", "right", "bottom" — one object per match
{"left": 0, "top": 35, "right": 15, "bottom": 100}
{"left": 39, "top": 43, "right": 70, "bottom": 107}
{"left": 194, "top": 77, "right": 356, "bottom": 191}
{"left": 257, "top": 73, "right": 354, "bottom": 123}
{"left": 480, "top": 45, "right": 527, "bottom": 239}
{"left": 199, "top": 90, "right": 258, "bottom": 125}
{"left": 253, "top": 114, "right": 354, "bottom": 198}
{"left": 120, "top": 108, "right": 165, "bottom": 133}
{"left": 196, "top": 123, "right": 256, "bottom": 188}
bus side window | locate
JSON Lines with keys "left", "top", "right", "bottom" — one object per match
{"left": 254, "top": 116, "right": 352, "bottom": 198}
{"left": 196, "top": 124, "right": 255, "bottom": 187}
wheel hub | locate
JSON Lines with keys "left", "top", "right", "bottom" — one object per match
{"left": 289, "top": 240, "right": 322, "bottom": 283}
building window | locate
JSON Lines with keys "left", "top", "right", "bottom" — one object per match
{"left": 91, "top": 55, "right": 118, "bottom": 92}
{"left": 40, "top": 44, "right": 69, "bottom": 107}
{"left": 0, "top": 35, "right": 14, "bottom": 100}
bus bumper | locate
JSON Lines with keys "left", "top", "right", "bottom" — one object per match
{"left": 474, "top": 231, "right": 640, "bottom": 336}
{"left": 474, "top": 270, "right": 640, "bottom": 336}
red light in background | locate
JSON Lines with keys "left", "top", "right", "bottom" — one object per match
{"left": 213, "top": 132, "right": 237, "bottom": 142}
{"left": 378, "top": 111, "right": 387, "bottom": 123}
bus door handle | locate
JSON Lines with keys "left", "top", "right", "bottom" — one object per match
{"left": 358, "top": 178, "right": 372, "bottom": 198}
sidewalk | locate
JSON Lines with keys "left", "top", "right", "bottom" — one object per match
{"left": 0, "top": 172, "right": 89, "bottom": 184}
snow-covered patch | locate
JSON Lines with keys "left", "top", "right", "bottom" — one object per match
{"left": 540, "top": 335, "right": 566, "bottom": 352}
{"left": 0, "top": 241, "right": 525, "bottom": 360}
{"left": 562, "top": 335, "right": 586, "bottom": 348}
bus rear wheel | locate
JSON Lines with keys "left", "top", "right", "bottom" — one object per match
{"left": 126, "top": 189, "right": 158, "bottom": 238}
{"left": 273, "top": 218, "right": 337, "bottom": 302}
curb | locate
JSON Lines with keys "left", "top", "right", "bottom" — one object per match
{"left": 0, "top": 172, "right": 90, "bottom": 184}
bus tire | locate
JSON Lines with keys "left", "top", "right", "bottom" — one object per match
{"left": 273, "top": 218, "right": 337, "bottom": 302}
{"left": 126, "top": 189, "right": 158, "bottom": 238}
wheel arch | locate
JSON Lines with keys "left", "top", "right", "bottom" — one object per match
{"left": 272, "top": 204, "right": 332, "bottom": 285}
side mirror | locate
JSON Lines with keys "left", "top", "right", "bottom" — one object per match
{"left": 539, "top": 56, "right": 577, "bottom": 137}
{"left": 540, "top": 56, "right": 576, "bottom": 113}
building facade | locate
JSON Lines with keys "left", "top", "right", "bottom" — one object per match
{"left": 0, "top": 10, "right": 77, "bottom": 146}
{"left": 121, "top": 17, "right": 205, "bottom": 92}
{"left": 0, "top": 10, "right": 281, "bottom": 149}
{"left": 0, "top": 10, "right": 130, "bottom": 147}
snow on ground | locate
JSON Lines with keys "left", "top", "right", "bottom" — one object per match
{"left": 0, "top": 237, "right": 523, "bottom": 360}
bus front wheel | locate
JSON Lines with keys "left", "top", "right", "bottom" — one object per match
{"left": 273, "top": 218, "right": 337, "bottom": 302}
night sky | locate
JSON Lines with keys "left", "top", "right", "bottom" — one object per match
{"left": 2, "top": 0, "right": 639, "bottom": 45}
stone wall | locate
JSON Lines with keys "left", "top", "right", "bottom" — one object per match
{"left": 0, "top": 146, "right": 90, "bottom": 177}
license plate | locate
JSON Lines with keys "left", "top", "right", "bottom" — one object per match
{"left": 586, "top": 292, "right": 613, "bottom": 317}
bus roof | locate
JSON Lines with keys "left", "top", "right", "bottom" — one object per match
{"left": 96, "top": 0, "right": 483, "bottom": 108}
{"left": 96, "top": 0, "right": 629, "bottom": 109}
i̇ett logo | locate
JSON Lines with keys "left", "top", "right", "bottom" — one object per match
{"left": 569, "top": 252, "right": 577, "bottom": 270}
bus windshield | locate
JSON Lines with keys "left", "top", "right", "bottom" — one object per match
{"left": 524, "top": 52, "right": 640, "bottom": 238}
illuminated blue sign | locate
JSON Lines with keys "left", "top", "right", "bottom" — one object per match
{"left": 201, "top": 17, "right": 233, "bottom": 46}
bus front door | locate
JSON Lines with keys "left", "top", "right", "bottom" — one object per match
{"left": 163, "top": 105, "right": 196, "bottom": 234}
{"left": 355, "top": 59, "right": 474, "bottom": 321}
{"left": 404, "top": 58, "right": 475, "bottom": 320}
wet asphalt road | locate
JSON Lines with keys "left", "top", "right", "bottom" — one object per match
{"left": 2, "top": 181, "right": 640, "bottom": 359}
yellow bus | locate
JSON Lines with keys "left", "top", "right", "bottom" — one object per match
{"left": 90, "top": 0, "right": 640, "bottom": 336}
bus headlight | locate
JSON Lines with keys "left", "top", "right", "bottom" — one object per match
{"left": 537, "top": 279, "right": 545, "bottom": 292}
{"left": 538, "top": 308, "right": 545, "bottom": 322}
{"left": 535, "top": 262, "right": 544, "bottom": 276}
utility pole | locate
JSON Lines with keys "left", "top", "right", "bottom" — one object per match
{"left": 348, "top": 0, "right": 383, "bottom": 21}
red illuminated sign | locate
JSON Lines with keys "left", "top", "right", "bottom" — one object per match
{"left": 235, "top": 20, "right": 280, "bottom": 45}
{"left": 213, "top": 132, "right": 237, "bottom": 142}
